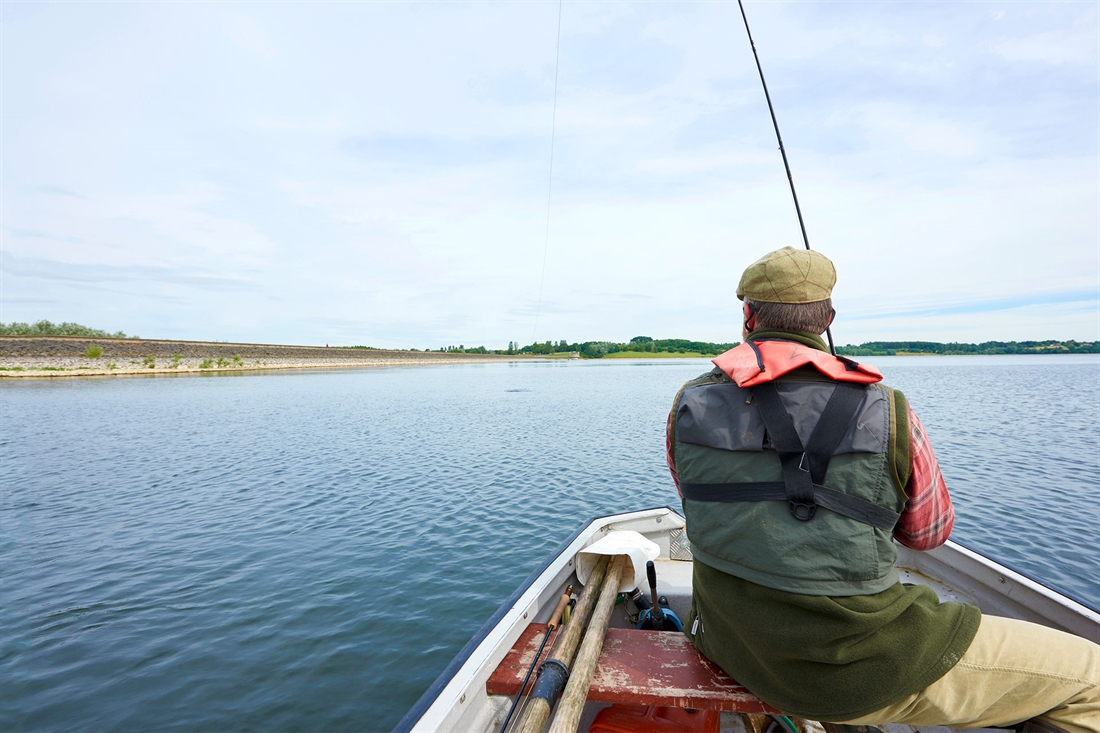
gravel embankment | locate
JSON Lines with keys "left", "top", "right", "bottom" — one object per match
{"left": 0, "top": 337, "right": 526, "bottom": 378}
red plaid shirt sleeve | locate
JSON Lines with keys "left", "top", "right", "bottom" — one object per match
{"left": 894, "top": 405, "right": 954, "bottom": 550}
{"left": 666, "top": 407, "right": 681, "bottom": 496}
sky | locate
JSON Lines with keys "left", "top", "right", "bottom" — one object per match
{"left": 2, "top": 1, "right": 1098, "bottom": 349}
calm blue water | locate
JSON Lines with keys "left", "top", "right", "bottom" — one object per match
{"left": 1, "top": 356, "right": 1097, "bottom": 732}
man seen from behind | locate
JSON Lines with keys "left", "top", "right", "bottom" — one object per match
{"left": 666, "top": 246, "right": 1099, "bottom": 732}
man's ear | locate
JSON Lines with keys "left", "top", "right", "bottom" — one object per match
{"left": 744, "top": 302, "right": 756, "bottom": 332}
{"left": 827, "top": 308, "right": 836, "bottom": 328}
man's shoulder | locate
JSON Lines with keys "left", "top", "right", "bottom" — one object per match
{"left": 681, "top": 367, "right": 729, "bottom": 389}
{"left": 671, "top": 368, "right": 729, "bottom": 409}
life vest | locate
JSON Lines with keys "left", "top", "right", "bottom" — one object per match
{"left": 712, "top": 338, "right": 883, "bottom": 387}
{"left": 672, "top": 340, "right": 908, "bottom": 596}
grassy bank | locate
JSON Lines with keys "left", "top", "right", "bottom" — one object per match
{"left": 603, "top": 351, "right": 713, "bottom": 359}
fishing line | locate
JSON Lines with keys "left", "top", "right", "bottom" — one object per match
{"left": 736, "top": 0, "right": 838, "bottom": 355}
{"left": 531, "top": 0, "right": 563, "bottom": 344}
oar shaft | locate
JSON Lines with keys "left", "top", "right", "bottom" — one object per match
{"left": 546, "top": 554, "right": 631, "bottom": 733}
{"left": 516, "top": 555, "right": 611, "bottom": 733}
{"left": 547, "top": 557, "right": 608, "bottom": 667}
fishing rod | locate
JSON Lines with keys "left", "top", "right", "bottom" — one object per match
{"left": 514, "top": 556, "right": 610, "bottom": 733}
{"left": 531, "top": 0, "right": 564, "bottom": 345}
{"left": 499, "top": 585, "right": 572, "bottom": 733}
{"left": 736, "top": 0, "right": 838, "bottom": 356}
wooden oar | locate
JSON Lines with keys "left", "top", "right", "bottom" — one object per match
{"left": 515, "top": 555, "right": 611, "bottom": 733}
{"left": 499, "top": 585, "right": 573, "bottom": 733}
{"left": 546, "top": 554, "right": 631, "bottom": 733}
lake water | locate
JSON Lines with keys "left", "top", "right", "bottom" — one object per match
{"left": 1, "top": 355, "right": 1097, "bottom": 732}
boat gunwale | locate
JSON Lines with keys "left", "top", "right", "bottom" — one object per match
{"left": 945, "top": 538, "right": 1099, "bottom": 615}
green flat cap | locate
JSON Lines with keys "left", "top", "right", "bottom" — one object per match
{"left": 736, "top": 246, "right": 836, "bottom": 303}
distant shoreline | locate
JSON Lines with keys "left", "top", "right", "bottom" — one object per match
{"left": 0, "top": 337, "right": 531, "bottom": 379}
{"left": 602, "top": 351, "right": 1097, "bottom": 359}
{"left": 2, "top": 336, "right": 1094, "bottom": 379}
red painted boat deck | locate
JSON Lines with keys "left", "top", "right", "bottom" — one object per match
{"left": 486, "top": 624, "right": 780, "bottom": 714}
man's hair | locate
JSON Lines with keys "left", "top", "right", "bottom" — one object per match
{"left": 747, "top": 298, "right": 833, "bottom": 334}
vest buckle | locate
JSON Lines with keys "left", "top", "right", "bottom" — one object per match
{"left": 789, "top": 500, "right": 817, "bottom": 522}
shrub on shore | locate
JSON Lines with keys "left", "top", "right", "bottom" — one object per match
{"left": 1, "top": 320, "right": 135, "bottom": 339}
{"left": 85, "top": 345, "right": 103, "bottom": 358}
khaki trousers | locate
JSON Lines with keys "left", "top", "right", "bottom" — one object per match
{"left": 839, "top": 615, "right": 1099, "bottom": 733}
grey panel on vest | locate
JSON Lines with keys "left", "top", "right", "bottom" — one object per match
{"left": 677, "top": 382, "right": 765, "bottom": 451}
{"left": 677, "top": 381, "right": 888, "bottom": 454}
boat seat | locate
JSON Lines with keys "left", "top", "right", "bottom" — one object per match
{"left": 486, "top": 624, "right": 781, "bottom": 713}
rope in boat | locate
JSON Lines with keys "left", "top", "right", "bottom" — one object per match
{"left": 531, "top": 0, "right": 563, "bottom": 344}
{"left": 736, "top": 0, "right": 838, "bottom": 355}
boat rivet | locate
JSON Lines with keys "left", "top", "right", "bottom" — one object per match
{"left": 656, "top": 517, "right": 663, "bottom": 523}
{"left": 999, "top": 576, "right": 1006, "bottom": 584}
{"left": 523, "top": 612, "right": 528, "bottom": 619}
{"left": 459, "top": 694, "right": 466, "bottom": 704}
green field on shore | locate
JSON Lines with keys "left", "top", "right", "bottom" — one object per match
{"left": 604, "top": 350, "right": 711, "bottom": 358}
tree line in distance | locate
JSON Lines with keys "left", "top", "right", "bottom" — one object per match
{"left": 4, "top": 322, "right": 1095, "bottom": 356}
{"left": 445, "top": 337, "right": 1099, "bottom": 357}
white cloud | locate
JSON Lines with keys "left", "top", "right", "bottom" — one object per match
{"left": 992, "top": 27, "right": 1099, "bottom": 65}
{"left": 219, "top": 12, "right": 278, "bottom": 59}
{"left": 904, "top": 122, "right": 975, "bottom": 157}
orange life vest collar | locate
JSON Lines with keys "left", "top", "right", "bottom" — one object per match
{"left": 713, "top": 338, "right": 883, "bottom": 387}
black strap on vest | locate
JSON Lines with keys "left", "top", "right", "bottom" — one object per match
{"left": 678, "top": 481, "right": 900, "bottom": 531}
{"left": 679, "top": 381, "right": 901, "bottom": 531}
